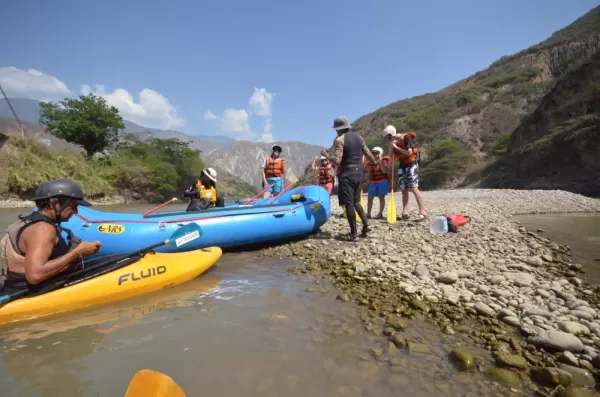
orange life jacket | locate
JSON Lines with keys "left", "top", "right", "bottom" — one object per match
{"left": 264, "top": 157, "right": 285, "bottom": 178}
{"left": 319, "top": 166, "right": 333, "bottom": 184}
{"left": 367, "top": 156, "right": 390, "bottom": 182}
{"left": 394, "top": 132, "right": 419, "bottom": 165}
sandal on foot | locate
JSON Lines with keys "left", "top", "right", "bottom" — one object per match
{"left": 338, "top": 233, "right": 359, "bottom": 242}
{"left": 400, "top": 214, "right": 410, "bottom": 220}
{"left": 361, "top": 225, "right": 373, "bottom": 237}
{"left": 414, "top": 213, "right": 428, "bottom": 222}
{"left": 374, "top": 214, "right": 383, "bottom": 220}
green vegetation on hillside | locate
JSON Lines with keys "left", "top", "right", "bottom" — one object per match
{"left": 420, "top": 139, "right": 470, "bottom": 190}
{"left": 0, "top": 135, "right": 257, "bottom": 201}
{"left": 311, "top": 6, "right": 600, "bottom": 191}
{"left": 1, "top": 94, "right": 258, "bottom": 201}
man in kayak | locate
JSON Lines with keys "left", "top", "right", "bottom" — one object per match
{"left": 321, "top": 116, "right": 378, "bottom": 241}
{"left": 183, "top": 168, "right": 219, "bottom": 211}
{"left": 0, "top": 179, "right": 101, "bottom": 295}
{"left": 366, "top": 146, "right": 390, "bottom": 219}
{"left": 262, "top": 144, "right": 286, "bottom": 199}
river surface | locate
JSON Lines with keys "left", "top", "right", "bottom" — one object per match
{"left": 513, "top": 213, "right": 600, "bottom": 285}
{"left": 0, "top": 205, "right": 598, "bottom": 396}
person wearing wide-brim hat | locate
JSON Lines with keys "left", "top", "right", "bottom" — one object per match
{"left": 320, "top": 116, "right": 378, "bottom": 241}
{"left": 261, "top": 144, "right": 286, "bottom": 199}
{"left": 183, "top": 167, "right": 218, "bottom": 211}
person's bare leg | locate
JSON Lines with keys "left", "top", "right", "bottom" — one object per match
{"left": 402, "top": 189, "right": 409, "bottom": 216}
{"left": 378, "top": 195, "right": 385, "bottom": 217}
{"left": 367, "top": 196, "right": 374, "bottom": 217}
{"left": 410, "top": 188, "right": 427, "bottom": 215}
{"left": 263, "top": 191, "right": 271, "bottom": 199}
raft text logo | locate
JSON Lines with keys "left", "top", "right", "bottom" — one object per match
{"left": 97, "top": 223, "right": 125, "bottom": 234}
{"left": 118, "top": 266, "right": 167, "bottom": 285}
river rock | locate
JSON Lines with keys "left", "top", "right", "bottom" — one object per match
{"left": 438, "top": 272, "right": 458, "bottom": 284}
{"left": 413, "top": 264, "right": 429, "bottom": 278}
{"left": 474, "top": 302, "right": 495, "bottom": 317}
{"left": 524, "top": 308, "right": 553, "bottom": 318}
{"left": 571, "top": 310, "right": 594, "bottom": 322}
{"left": 449, "top": 348, "right": 474, "bottom": 371}
{"left": 559, "top": 387, "right": 599, "bottom": 397}
{"left": 530, "top": 330, "right": 584, "bottom": 352}
{"left": 495, "top": 354, "right": 528, "bottom": 370}
{"left": 487, "top": 275, "right": 506, "bottom": 285}
{"left": 530, "top": 366, "right": 573, "bottom": 387}
{"left": 558, "top": 351, "right": 580, "bottom": 367}
{"left": 523, "top": 256, "right": 544, "bottom": 267}
{"left": 486, "top": 368, "right": 521, "bottom": 387}
{"left": 502, "top": 316, "right": 521, "bottom": 326}
{"left": 556, "top": 363, "right": 596, "bottom": 387}
{"left": 558, "top": 321, "right": 590, "bottom": 336}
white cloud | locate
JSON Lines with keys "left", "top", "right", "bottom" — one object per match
{"left": 206, "top": 87, "right": 277, "bottom": 141}
{"left": 248, "top": 87, "right": 274, "bottom": 117}
{"left": 0, "top": 66, "right": 72, "bottom": 101}
{"left": 220, "top": 108, "right": 253, "bottom": 140}
{"left": 203, "top": 110, "right": 217, "bottom": 120}
{"left": 258, "top": 118, "right": 274, "bottom": 143}
{"left": 81, "top": 84, "right": 184, "bottom": 129}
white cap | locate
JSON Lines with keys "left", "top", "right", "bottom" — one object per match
{"left": 382, "top": 125, "right": 397, "bottom": 137}
{"left": 371, "top": 147, "right": 383, "bottom": 154}
{"left": 320, "top": 155, "right": 327, "bottom": 160}
{"left": 203, "top": 167, "right": 217, "bottom": 182}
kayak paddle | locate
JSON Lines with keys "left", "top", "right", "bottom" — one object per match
{"left": 387, "top": 153, "right": 397, "bottom": 224}
{"left": 0, "top": 222, "right": 203, "bottom": 305}
{"left": 358, "top": 155, "right": 365, "bottom": 222}
{"left": 125, "top": 369, "right": 186, "bottom": 397}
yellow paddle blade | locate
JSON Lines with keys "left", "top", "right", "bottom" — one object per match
{"left": 357, "top": 190, "right": 364, "bottom": 222}
{"left": 125, "top": 370, "right": 186, "bottom": 397}
{"left": 387, "top": 190, "right": 397, "bottom": 224}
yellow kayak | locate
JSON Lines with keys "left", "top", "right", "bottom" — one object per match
{"left": 0, "top": 247, "right": 222, "bottom": 325}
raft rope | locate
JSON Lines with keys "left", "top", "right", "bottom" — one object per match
{"left": 74, "top": 187, "right": 315, "bottom": 225}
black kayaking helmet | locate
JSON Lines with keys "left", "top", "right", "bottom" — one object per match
{"left": 32, "top": 179, "right": 92, "bottom": 222}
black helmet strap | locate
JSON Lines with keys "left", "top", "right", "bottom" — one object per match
{"left": 50, "top": 196, "right": 70, "bottom": 223}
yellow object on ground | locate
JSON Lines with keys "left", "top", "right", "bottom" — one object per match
{"left": 0, "top": 247, "right": 222, "bottom": 325}
{"left": 125, "top": 369, "right": 186, "bottom": 397}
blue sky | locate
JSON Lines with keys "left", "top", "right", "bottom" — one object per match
{"left": 0, "top": 0, "right": 597, "bottom": 146}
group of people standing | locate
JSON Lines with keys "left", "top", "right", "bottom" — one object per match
{"left": 318, "top": 116, "right": 428, "bottom": 241}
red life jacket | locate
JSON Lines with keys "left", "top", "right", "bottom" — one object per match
{"left": 367, "top": 156, "right": 390, "bottom": 182}
{"left": 319, "top": 167, "right": 333, "bottom": 184}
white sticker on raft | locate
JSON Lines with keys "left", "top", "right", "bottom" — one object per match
{"left": 175, "top": 230, "right": 201, "bottom": 247}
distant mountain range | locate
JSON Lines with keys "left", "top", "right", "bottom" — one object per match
{"left": 0, "top": 97, "right": 322, "bottom": 192}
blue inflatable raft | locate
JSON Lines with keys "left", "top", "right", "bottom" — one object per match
{"left": 59, "top": 185, "right": 331, "bottom": 258}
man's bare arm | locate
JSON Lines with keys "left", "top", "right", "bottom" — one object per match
{"left": 361, "top": 137, "right": 377, "bottom": 164}
{"left": 21, "top": 223, "right": 81, "bottom": 285}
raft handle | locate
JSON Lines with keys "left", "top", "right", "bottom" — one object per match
{"left": 272, "top": 214, "right": 285, "bottom": 218}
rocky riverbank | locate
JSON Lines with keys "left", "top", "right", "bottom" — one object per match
{"left": 0, "top": 194, "right": 135, "bottom": 209}
{"left": 264, "top": 189, "right": 600, "bottom": 396}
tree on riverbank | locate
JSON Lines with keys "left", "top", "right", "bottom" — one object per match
{"left": 39, "top": 94, "right": 125, "bottom": 157}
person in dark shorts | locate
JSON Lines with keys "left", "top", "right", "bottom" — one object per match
{"left": 320, "top": 116, "right": 377, "bottom": 241}
{"left": 383, "top": 125, "right": 427, "bottom": 221}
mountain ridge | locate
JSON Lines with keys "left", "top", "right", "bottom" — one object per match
{"left": 301, "top": 6, "right": 600, "bottom": 195}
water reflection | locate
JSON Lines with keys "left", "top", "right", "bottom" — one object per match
{"left": 0, "top": 252, "right": 521, "bottom": 397}
{"left": 0, "top": 275, "right": 221, "bottom": 397}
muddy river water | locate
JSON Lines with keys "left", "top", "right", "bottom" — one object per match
{"left": 0, "top": 205, "right": 598, "bottom": 396}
